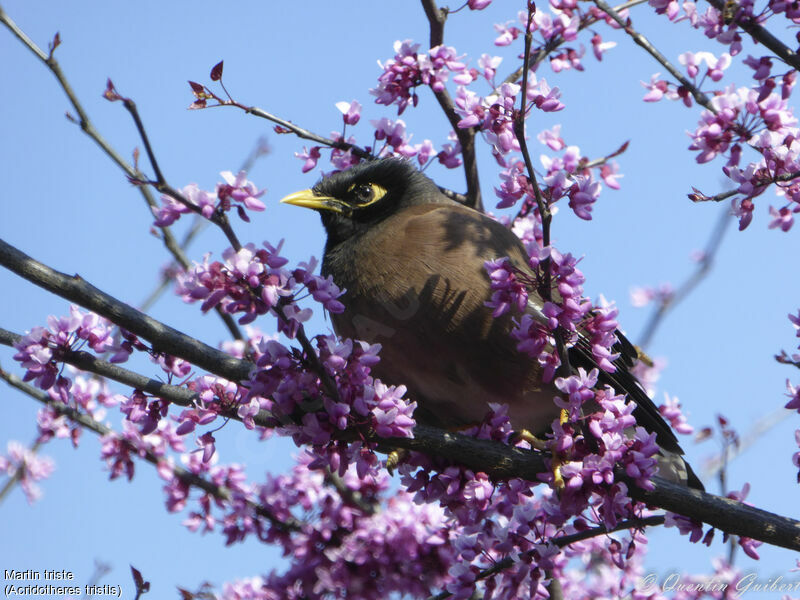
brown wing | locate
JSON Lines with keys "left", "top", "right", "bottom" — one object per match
{"left": 324, "top": 202, "right": 702, "bottom": 488}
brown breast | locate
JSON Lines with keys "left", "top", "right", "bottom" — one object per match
{"left": 324, "top": 202, "right": 561, "bottom": 431}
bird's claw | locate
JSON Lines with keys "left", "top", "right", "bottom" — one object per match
{"left": 512, "top": 415, "right": 569, "bottom": 491}
{"left": 510, "top": 428, "right": 548, "bottom": 450}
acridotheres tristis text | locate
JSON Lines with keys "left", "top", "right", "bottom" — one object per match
{"left": 281, "top": 158, "right": 702, "bottom": 489}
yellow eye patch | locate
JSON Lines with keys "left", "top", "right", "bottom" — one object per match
{"left": 346, "top": 182, "right": 388, "bottom": 207}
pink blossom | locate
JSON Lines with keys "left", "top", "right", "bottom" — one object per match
{"left": 335, "top": 100, "right": 362, "bottom": 126}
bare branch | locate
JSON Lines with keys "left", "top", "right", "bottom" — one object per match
{"left": 591, "top": 0, "right": 713, "bottom": 110}
{"left": 638, "top": 207, "right": 732, "bottom": 348}
{"left": 244, "top": 105, "right": 374, "bottom": 160}
{"left": 421, "top": 0, "right": 483, "bottom": 211}
{"left": 513, "top": 4, "right": 572, "bottom": 377}
{"left": 0, "top": 238, "right": 253, "bottom": 383}
{"left": 0, "top": 7, "right": 243, "bottom": 342}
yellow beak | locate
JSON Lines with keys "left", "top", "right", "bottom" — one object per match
{"left": 280, "top": 189, "right": 346, "bottom": 214}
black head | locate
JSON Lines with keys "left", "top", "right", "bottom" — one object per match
{"left": 281, "top": 158, "right": 450, "bottom": 245}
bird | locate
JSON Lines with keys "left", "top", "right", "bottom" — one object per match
{"left": 281, "top": 157, "right": 702, "bottom": 489}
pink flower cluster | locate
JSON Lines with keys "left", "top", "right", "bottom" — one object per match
{"left": 391, "top": 401, "right": 660, "bottom": 598}
{"left": 296, "top": 113, "right": 462, "bottom": 174}
{"left": 247, "top": 335, "right": 415, "bottom": 478}
{"left": 37, "top": 374, "right": 122, "bottom": 449}
{"left": 12, "top": 306, "right": 126, "bottom": 395}
{"left": 100, "top": 420, "right": 184, "bottom": 481}
{"left": 454, "top": 78, "right": 564, "bottom": 161}
{"left": 372, "top": 40, "right": 471, "bottom": 114}
{"left": 492, "top": 140, "right": 617, "bottom": 220}
{"left": 642, "top": 21, "right": 800, "bottom": 230}
{"left": 658, "top": 394, "right": 695, "bottom": 435}
{"left": 176, "top": 243, "right": 345, "bottom": 329}
{"left": 490, "top": 246, "right": 617, "bottom": 381}
{"left": 0, "top": 441, "right": 55, "bottom": 504}
{"left": 485, "top": 257, "right": 530, "bottom": 317}
{"left": 219, "top": 456, "right": 455, "bottom": 599}
{"left": 152, "top": 171, "right": 265, "bottom": 227}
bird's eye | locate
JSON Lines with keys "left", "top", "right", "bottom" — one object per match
{"left": 353, "top": 183, "right": 374, "bottom": 204}
{"left": 346, "top": 182, "right": 388, "bottom": 207}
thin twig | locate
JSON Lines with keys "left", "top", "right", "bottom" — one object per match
{"left": 0, "top": 6, "right": 243, "bottom": 342}
{"left": 592, "top": 0, "right": 713, "bottom": 110}
{"left": 513, "top": 4, "right": 572, "bottom": 376}
{"left": 638, "top": 207, "right": 732, "bottom": 348}
{"left": 195, "top": 74, "right": 473, "bottom": 206}
{"left": 243, "top": 105, "right": 373, "bottom": 160}
{"left": 420, "top": 0, "right": 483, "bottom": 211}
{"left": 0, "top": 438, "right": 42, "bottom": 505}
{"left": 691, "top": 169, "right": 800, "bottom": 203}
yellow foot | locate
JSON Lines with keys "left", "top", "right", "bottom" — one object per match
{"left": 513, "top": 410, "right": 570, "bottom": 491}
{"left": 510, "top": 428, "right": 548, "bottom": 451}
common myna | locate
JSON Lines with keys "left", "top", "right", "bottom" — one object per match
{"left": 281, "top": 158, "right": 702, "bottom": 489}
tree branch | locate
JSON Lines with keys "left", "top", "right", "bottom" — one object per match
{"left": 513, "top": 3, "right": 572, "bottom": 377}
{"left": 637, "top": 207, "right": 732, "bottom": 348}
{"left": 384, "top": 423, "right": 800, "bottom": 552}
{"left": 0, "top": 238, "right": 253, "bottom": 383}
{"left": 3, "top": 239, "right": 800, "bottom": 551}
{"left": 703, "top": 0, "right": 800, "bottom": 71}
{"left": 420, "top": 0, "right": 483, "bottom": 211}
{"left": 691, "top": 169, "right": 800, "bottom": 203}
{"left": 0, "top": 362, "right": 300, "bottom": 531}
{"left": 591, "top": 0, "right": 713, "bottom": 110}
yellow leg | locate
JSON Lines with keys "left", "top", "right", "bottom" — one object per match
{"left": 513, "top": 410, "right": 569, "bottom": 491}
{"left": 512, "top": 429, "right": 548, "bottom": 450}
{"left": 551, "top": 409, "right": 569, "bottom": 491}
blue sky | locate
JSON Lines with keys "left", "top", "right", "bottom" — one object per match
{"left": 1, "top": 0, "right": 799, "bottom": 596}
